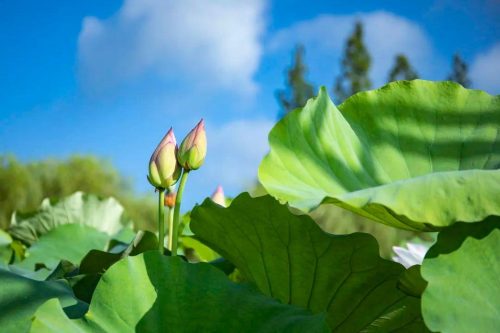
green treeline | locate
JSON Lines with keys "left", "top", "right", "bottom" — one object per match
{"left": 0, "top": 155, "right": 156, "bottom": 231}
{"left": 277, "top": 21, "right": 471, "bottom": 113}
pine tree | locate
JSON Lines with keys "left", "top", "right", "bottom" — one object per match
{"left": 388, "top": 54, "right": 419, "bottom": 82}
{"left": 276, "top": 44, "right": 315, "bottom": 116}
{"left": 334, "top": 21, "right": 371, "bottom": 102}
{"left": 448, "top": 53, "right": 471, "bottom": 87}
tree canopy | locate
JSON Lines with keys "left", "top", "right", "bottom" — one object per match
{"left": 447, "top": 53, "right": 471, "bottom": 87}
{"left": 276, "top": 44, "right": 315, "bottom": 116}
{"left": 388, "top": 54, "right": 419, "bottom": 82}
{"left": 334, "top": 21, "right": 372, "bottom": 102}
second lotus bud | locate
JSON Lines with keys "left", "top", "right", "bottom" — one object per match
{"left": 211, "top": 185, "right": 226, "bottom": 207}
{"left": 177, "top": 119, "right": 207, "bottom": 171}
{"left": 148, "top": 128, "right": 181, "bottom": 189}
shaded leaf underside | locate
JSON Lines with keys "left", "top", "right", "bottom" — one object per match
{"left": 191, "top": 193, "right": 427, "bottom": 332}
{"left": 30, "top": 252, "right": 329, "bottom": 333}
{"left": 0, "top": 268, "right": 81, "bottom": 333}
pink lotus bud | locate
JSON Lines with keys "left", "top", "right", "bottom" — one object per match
{"left": 147, "top": 128, "right": 181, "bottom": 189}
{"left": 177, "top": 119, "right": 207, "bottom": 171}
{"left": 211, "top": 185, "right": 226, "bottom": 207}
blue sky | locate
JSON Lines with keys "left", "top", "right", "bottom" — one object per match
{"left": 1, "top": 0, "right": 499, "bottom": 208}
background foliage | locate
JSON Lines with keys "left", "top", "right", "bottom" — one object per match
{"left": 0, "top": 155, "right": 156, "bottom": 231}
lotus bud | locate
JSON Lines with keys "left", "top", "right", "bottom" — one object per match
{"left": 210, "top": 185, "right": 226, "bottom": 207}
{"left": 164, "top": 191, "right": 176, "bottom": 208}
{"left": 147, "top": 128, "right": 181, "bottom": 189}
{"left": 177, "top": 119, "right": 207, "bottom": 171}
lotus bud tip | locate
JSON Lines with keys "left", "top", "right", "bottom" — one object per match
{"left": 211, "top": 185, "right": 226, "bottom": 207}
{"left": 148, "top": 127, "right": 182, "bottom": 189}
{"left": 177, "top": 119, "right": 207, "bottom": 171}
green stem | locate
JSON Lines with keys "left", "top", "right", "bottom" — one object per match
{"left": 171, "top": 170, "right": 189, "bottom": 256}
{"left": 167, "top": 204, "right": 174, "bottom": 252}
{"left": 158, "top": 189, "right": 165, "bottom": 254}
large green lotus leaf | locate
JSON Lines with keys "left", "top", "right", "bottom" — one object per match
{"left": 259, "top": 80, "right": 500, "bottom": 231}
{"left": 421, "top": 217, "right": 500, "bottom": 333}
{"left": 9, "top": 192, "right": 131, "bottom": 245}
{"left": 30, "top": 251, "right": 329, "bottom": 333}
{"left": 14, "top": 224, "right": 109, "bottom": 274}
{"left": 0, "top": 268, "right": 82, "bottom": 333}
{"left": 191, "top": 193, "right": 427, "bottom": 332}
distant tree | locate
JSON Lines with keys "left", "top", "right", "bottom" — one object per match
{"left": 276, "top": 44, "right": 315, "bottom": 116}
{"left": 448, "top": 53, "right": 471, "bottom": 87}
{"left": 334, "top": 21, "right": 372, "bottom": 102}
{"left": 388, "top": 54, "right": 419, "bottom": 82}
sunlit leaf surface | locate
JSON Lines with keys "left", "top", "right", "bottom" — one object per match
{"left": 421, "top": 217, "right": 500, "bottom": 333}
{"left": 259, "top": 80, "right": 500, "bottom": 230}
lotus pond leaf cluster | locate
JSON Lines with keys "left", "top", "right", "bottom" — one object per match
{"left": 0, "top": 80, "right": 498, "bottom": 333}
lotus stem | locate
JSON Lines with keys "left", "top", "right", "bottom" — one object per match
{"left": 167, "top": 203, "right": 175, "bottom": 251}
{"left": 158, "top": 189, "right": 165, "bottom": 254}
{"left": 171, "top": 170, "right": 189, "bottom": 256}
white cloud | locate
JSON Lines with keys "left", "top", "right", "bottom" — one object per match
{"left": 187, "top": 118, "right": 274, "bottom": 204}
{"left": 78, "top": 0, "right": 265, "bottom": 95}
{"left": 269, "top": 11, "right": 440, "bottom": 87}
{"left": 470, "top": 42, "right": 500, "bottom": 94}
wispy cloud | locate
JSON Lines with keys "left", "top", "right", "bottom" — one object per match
{"left": 268, "top": 11, "right": 441, "bottom": 88}
{"left": 470, "top": 42, "right": 500, "bottom": 94}
{"left": 78, "top": 0, "right": 265, "bottom": 96}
